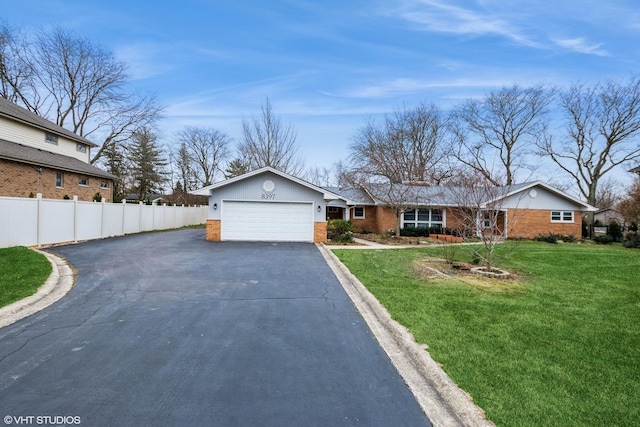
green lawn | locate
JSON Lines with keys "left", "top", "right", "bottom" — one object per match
{"left": 0, "top": 246, "right": 52, "bottom": 308}
{"left": 333, "top": 242, "right": 640, "bottom": 427}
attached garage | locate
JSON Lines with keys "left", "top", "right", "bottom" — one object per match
{"left": 192, "top": 167, "right": 345, "bottom": 243}
{"left": 221, "top": 201, "right": 313, "bottom": 242}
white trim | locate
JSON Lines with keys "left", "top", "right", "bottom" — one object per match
{"left": 401, "top": 208, "right": 445, "bottom": 229}
{"left": 483, "top": 181, "right": 597, "bottom": 212}
{"left": 352, "top": 206, "right": 365, "bottom": 219}
{"left": 191, "top": 166, "right": 343, "bottom": 200}
{"left": 550, "top": 210, "right": 574, "bottom": 223}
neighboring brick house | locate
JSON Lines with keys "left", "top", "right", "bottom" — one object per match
{"left": 327, "top": 181, "right": 597, "bottom": 240}
{"left": 0, "top": 97, "right": 114, "bottom": 201}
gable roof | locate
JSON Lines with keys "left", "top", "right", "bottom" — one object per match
{"left": 191, "top": 166, "right": 344, "bottom": 200}
{"left": 0, "top": 139, "right": 115, "bottom": 180}
{"left": 0, "top": 97, "right": 96, "bottom": 147}
{"left": 324, "top": 186, "right": 375, "bottom": 205}
{"left": 490, "top": 181, "right": 597, "bottom": 211}
{"left": 330, "top": 181, "right": 597, "bottom": 211}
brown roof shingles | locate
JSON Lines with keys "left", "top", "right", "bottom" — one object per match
{"left": 0, "top": 97, "right": 96, "bottom": 147}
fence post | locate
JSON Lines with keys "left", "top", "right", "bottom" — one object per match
{"left": 73, "top": 195, "right": 79, "bottom": 243}
{"left": 101, "top": 197, "right": 106, "bottom": 239}
{"left": 139, "top": 201, "right": 143, "bottom": 233}
{"left": 122, "top": 199, "right": 127, "bottom": 236}
{"left": 36, "top": 193, "right": 42, "bottom": 247}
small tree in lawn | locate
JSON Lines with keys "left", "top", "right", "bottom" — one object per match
{"left": 448, "top": 172, "right": 520, "bottom": 273}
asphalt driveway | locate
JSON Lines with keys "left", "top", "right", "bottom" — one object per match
{"left": 0, "top": 230, "right": 430, "bottom": 426}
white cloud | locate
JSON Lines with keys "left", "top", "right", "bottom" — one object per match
{"left": 115, "top": 42, "right": 176, "bottom": 80}
{"left": 382, "top": 0, "right": 541, "bottom": 48}
{"left": 329, "top": 76, "right": 522, "bottom": 99}
{"left": 553, "top": 37, "right": 609, "bottom": 56}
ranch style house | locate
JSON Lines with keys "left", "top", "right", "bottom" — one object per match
{"left": 193, "top": 167, "right": 597, "bottom": 243}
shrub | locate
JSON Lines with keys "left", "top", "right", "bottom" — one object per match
{"left": 593, "top": 235, "right": 614, "bottom": 244}
{"left": 92, "top": 192, "right": 102, "bottom": 202}
{"left": 533, "top": 233, "right": 577, "bottom": 244}
{"left": 327, "top": 219, "right": 354, "bottom": 243}
{"left": 623, "top": 232, "right": 640, "bottom": 249}
{"left": 400, "top": 227, "right": 430, "bottom": 237}
{"left": 607, "top": 220, "right": 623, "bottom": 242}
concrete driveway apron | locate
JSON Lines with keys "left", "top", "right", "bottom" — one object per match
{"left": 0, "top": 229, "right": 430, "bottom": 426}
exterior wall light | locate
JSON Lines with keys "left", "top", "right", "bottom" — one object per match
{"left": 213, "top": 203, "right": 218, "bottom": 210}
{"left": 317, "top": 205, "right": 322, "bottom": 212}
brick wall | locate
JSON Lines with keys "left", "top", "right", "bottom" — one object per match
{"left": 206, "top": 219, "right": 221, "bottom": 241}
{"left": 350, "top": 206, "right": 397, "bottom": 234}
{"left": 446, "top": 208, "right": 581, "bottom": 239}
{"left": 313, "top": 222, "right": 327, "bottom": 243}
{"left": 508, "top": 209, "right": 581, "bottom": 239}
{"left": 0, "top": 159, "right": 112, "bottom": 202}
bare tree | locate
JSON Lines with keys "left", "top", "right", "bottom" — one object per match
{"left": 238, "top": 97, "right": 304, "bottom": 175}
{"left": 538, "top": 77, "right": 640, "bottom": 216}
{"left": 594, "top": 178, "right": 623, "bottom": 210}
{"left": 447, "top": 172, "right": 519, "bottom": 272}
{"left": 347, "top": 103, "right": 447, "bottom": 236}
{"left": 0, "top": 26, "right": 162, "bottom": 165}
{"left": 350, "top": 103, "right": 446, "bottom": 184}
{"left": 172, "top": 143, "right": 198, "bottom": 191}
{"left": 618, "top": 176, "right": 640, "bottom": 228}
{"left": 450, "top": 84, "right": 554, "bottom": 186}
{"left": 305, "top": 165, "right": 334, "bottom": 187}
{"left": 176, "top": 126, "right": 231, "bottom": 186}
{"left": 0, "top": 23, "right": 34, "bottom": 104}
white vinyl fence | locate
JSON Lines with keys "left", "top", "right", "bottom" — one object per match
{"left": 0, "top": 194, "right": 209, "bottom": 248}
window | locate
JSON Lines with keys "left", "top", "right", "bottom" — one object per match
{"left": 482, "top": 212, "right": 491, "bottom": 228}
{"left": 76, "top": 144, "right": 87, "bottom": 153}
{"left": 45, "top": 133, "right": 58, "bottom": 144}
{"left": 402, "top": 208, "right": 444, "bottom": 229}
{"left": 551, "top": 211, "right": 574, "bottom": 222}
{"left": 100, "top": 181, "right": 109, "bottom": 189}
{"left": 55, "top": 172, "right": 63, "bottom": 188}
{"left": 327, "top": 206, "right": 339, "bottom": 213}
{"left": 353, "top": 206, "right": 365, "bottom": 219}
{"left": 78, "top": 177, "right": 88, "bottom": 186}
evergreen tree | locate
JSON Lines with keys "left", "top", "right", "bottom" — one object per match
{"left": 128, "top": 128, "right": 168, "bottom": 201}
{"left": 224, "top": 158, "right": 249, "bottom": 179}
{"left": 102, "top": 141, "right": 130, "bottom": 202}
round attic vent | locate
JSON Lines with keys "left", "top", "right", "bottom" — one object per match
{"left": 263, "top": 180, "right": 275, "bottom": 192}
{"left": 529, "top": 189, "right": 537, "bottom": 198}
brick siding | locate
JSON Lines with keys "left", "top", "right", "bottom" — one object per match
{"left": 313, "top": 222, "right": 327, "bottom": 243}
{"left": 508, "top": 208, "right": 581, "bottom": 239}
{"left": 0, "top": 159, "right": 112, "bottom": 202}
{"left": 206, "top": 219, "right": 221, "bottom": 241}
{"left": 351, "top": 206, "right": 397, "bottom": 234}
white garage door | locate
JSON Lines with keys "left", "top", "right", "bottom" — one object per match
{"left": 221, "top": 201, "right": 314, "bottom": 242}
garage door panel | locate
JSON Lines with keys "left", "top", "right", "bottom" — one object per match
{"left": 221, "top": 201, "right": 313, "bottom": 242}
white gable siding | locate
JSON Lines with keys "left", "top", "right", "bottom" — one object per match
{"left": 500, "top": 186, "right": 584, "bottom": 210}
{"left": 0, "top": 117, "right": 90, "bottom": 163}
{"left": 207, "top": 171, "right": 326, "bottom": 221}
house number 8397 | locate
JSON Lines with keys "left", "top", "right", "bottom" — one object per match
{"left": 261, "top": 193, "right": 276, "bottom": 199}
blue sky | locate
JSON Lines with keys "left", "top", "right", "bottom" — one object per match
{"left": 3, "top": 0, "right": 640, "bottom": 185}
